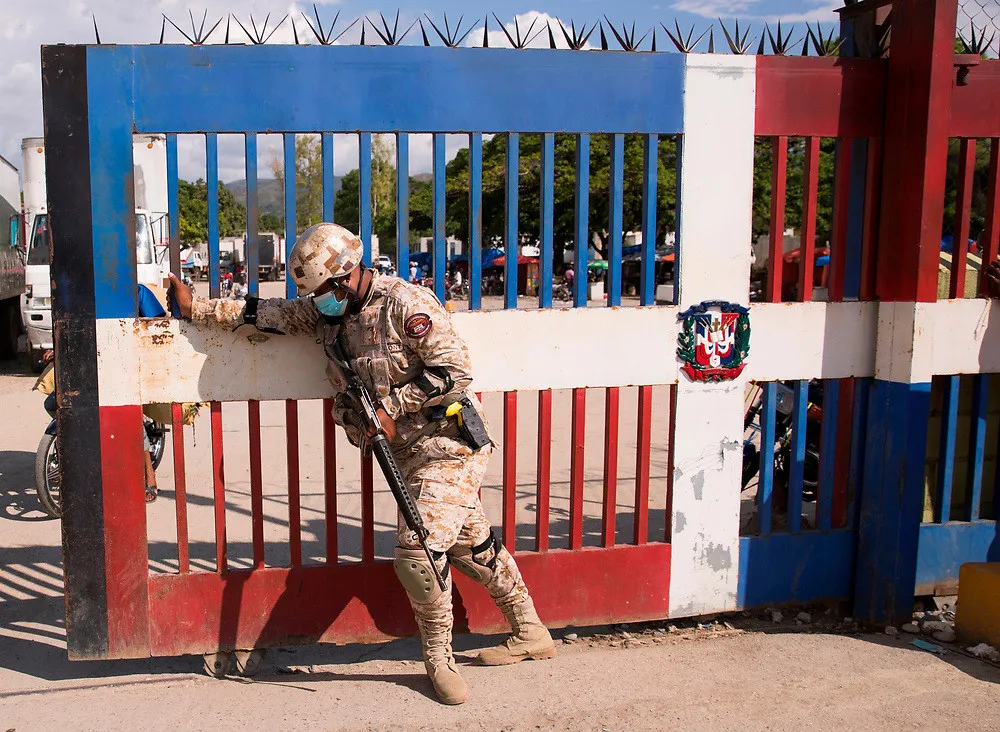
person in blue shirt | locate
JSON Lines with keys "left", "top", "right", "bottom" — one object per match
{"left": 42, "top": 283, "right": 166, "bottom": 502}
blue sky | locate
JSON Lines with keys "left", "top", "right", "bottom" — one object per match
{"left": 0, "top": 0, "right": 842, "bottom": 181}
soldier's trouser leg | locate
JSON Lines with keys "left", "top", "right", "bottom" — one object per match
{"left": 448, "top": 509, "right": 555, "bottom": 666}
{"left": 396, "top": 441, "right": 492, "bottom": 705}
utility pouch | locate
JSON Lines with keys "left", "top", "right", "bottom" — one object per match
{"left": 447, "top": 397, "right": 491, "bottom": 450}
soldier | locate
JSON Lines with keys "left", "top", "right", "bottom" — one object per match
{"left": 168, "top": 223, "right": 554, "bottom": 705}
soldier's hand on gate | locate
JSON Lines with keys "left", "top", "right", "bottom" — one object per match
{"left": 988, "top": 258, "right": 1000, "bottom": 298}
{"left": 167, "top": 272, "right": 194, "bottom": 319}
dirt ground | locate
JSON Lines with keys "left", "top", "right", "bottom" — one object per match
{"left": 2, "top": 319, "right": 999, "bottom": 730}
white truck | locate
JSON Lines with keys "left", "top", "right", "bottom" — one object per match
{"left": 20, "top": 135, "right": 169, "bottom": 371}
{"left": 0, "top": 154, "right": 25, "bottom": 361}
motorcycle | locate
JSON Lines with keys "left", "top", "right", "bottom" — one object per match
{"left": 35, "top": 399, "right": 167, "bottom": 519}
{"left": 742, "top": 380, "right": 824, "bottom": 505}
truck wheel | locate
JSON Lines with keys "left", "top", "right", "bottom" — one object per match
{"left": 0, "top": 301, "right": 19, "bottom": 361}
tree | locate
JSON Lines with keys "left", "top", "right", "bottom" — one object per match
{"left": 258, "top": 212, "right": 284, "bottom": 234}
{"left": 272, "top": 135, "right": 323, "bottom": 233}
{"left": 178, "top": 178, "right": 247, "bottom": 245}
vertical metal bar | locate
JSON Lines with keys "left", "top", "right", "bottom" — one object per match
{"left": 469, "top": 133, "right": 483, "bottom": 311}
{"left": 244, "top": 133, "right": 259, "bottom": 296}
{"left": 860, "top": 138, "right": 883, "bottom": 301}
{"left": 757, "top": 383, "right": 777, "bottom": 536}
{"left": 569, "top": 388, "right": 586, "bottom": 550}
{"left": 665, "top": 384, "right": 677, "bottom": 542}
{"left": 767, "top": 137, "right": 788, "bottom": 303}
{"left": 396, "top": 133, "right": 410, "bottom": 279}
{"left": 968, "top": 374, "right": 988, "bottom": 521}
{"left": 817, "top": 379, "right": 840, "bottom": 532}
{"left": 832, "top": 379, "right": 855, "bottom": 528}
{"left": 787, "top": 380, "right": 808, "bottom": 534}
{"left": 166, "top": 134, "right": 180, "bottom": 277}
{"left": 829, "top": 138, "right": 853, "bottom": 302}
{"left": 607, "top": 133, "right": 624, "bottom": 307}
{"left": 170, "top": 403, "right": 189, "bottom": 573}
{"left": 322, "top": 132, "right": 335, "bottom": 222}
{"left": 640, "top": 134, "right": 658, "bottom": 306}
{"left": 248, "top": 400, "right": 265, "bottom": 568}
{"left": 283, "top": 133, "right": 297, "bottom": 299}
{"left": 206, "top": 134, "right": 220, "bottom": 298}
{"left": 536, "top": 390, "right": 552, "bottom": 552}
{"left": 505, "top": 133, "right": 520, "bottom": 310}
{"left": 936, "top": 375, "right": 960, "bottom": 523}
{"left": 634, "top": 385, "right": 652, "bottom": 545}
{"left": 286, "top": 399, "right": 302, "bottom": 567}
{"left": 539, "top": 133, "right": 555, "bottom": 309}
{"left": 980, "top": 139, "right": 1000, "bottom": 297}
{"left": 361, "top": 452, "right": 375, "bottom": 563}
{"left": 799, "top": 137, "right": 820, "bottom": 303}
{"left": 210, "top": 401, "right": 227, "bottom": 572}
{"left": 950, "top": 139, "right": 976, "bottom": 299}
{"left": 503, "top": 391, "right": 518, "bottom": 550}
{"left": 671, "top": 135, "right": 683, "bottom": 306}
{"left": 359, "top": 132, "right": 373, "bottom": 268}
{"left": 574, "top": 135, "right": 590, "bottom": 309}
{"left": 602, "top": 387, "right": 620, "bottom": 548}
{"left": 432, "top": 133, "right": 446, "bottom": 302}
{"left": 846, "top": 378, "right": 870, "bottom": 531}
{"left": 323, "top": 398, "right": 338, "bottom": 564}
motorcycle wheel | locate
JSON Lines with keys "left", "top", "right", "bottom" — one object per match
{"left": 34, "top": 432, "right": 62, "bottom": 519}
{"left": 147, "top": 421, "right": 167, "bottom": 470}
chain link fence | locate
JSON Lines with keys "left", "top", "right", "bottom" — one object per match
{"left": 959, "top": 0, "right": 1000, "bottom": 57}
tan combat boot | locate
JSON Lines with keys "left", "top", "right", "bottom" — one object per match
{"left": 477, "top": 597, "right": 556, "bottom": 666}
{"left": 421, "top": 628, "right": 469, "bottom": 705}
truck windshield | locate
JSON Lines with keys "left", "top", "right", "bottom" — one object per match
{"left": 28, "top": 212, "right": 156, "bottom": 266}
{"left": 27, "top": 215, "right": 49, "bottom": 265}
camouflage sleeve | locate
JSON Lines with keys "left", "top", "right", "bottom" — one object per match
{"left": 385, "top": 286, "right": 473, "bottom": 419}
{"left": 190, "top": 296, "right": 319, "bottom": 336}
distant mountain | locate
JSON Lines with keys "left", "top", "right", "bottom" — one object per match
{"left": 225, "top": 177, "right": 343, "bottom": 218}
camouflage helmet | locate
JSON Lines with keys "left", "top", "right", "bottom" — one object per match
{"left": 288, "top": 223, "right": 364, "bottom": 295}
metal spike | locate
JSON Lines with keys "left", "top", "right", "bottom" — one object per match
{"left": 548, "top": 21, "right": 557, "bottom": 49}
{"left": 92, "top": 14, "right": 101, "bottom": 44}
{"left": 483, "top": 14, "right": 489, "bottom": 47}
{"left": 757, "top": 30, "right": 766, "bottom": 56}
{"left": 600, "top": 23, "right": 608, "bottom": 51}
{"left": 293, "top": 17, "right": 299, "bottom": 45}
{"left": 164, "top": 14, "right": 196, "bottom": 44}
{"left": 360, "top": 22, "right": 366, "bottom": 45}
{"left": 708, "top": 27, "right": 715, "bottom": 54}
{"left": 330, "top": 17, "right": 359, "bottom": 45}
{"left": 225, "top": 15, "right": 230, "bottom": 44}
{"left": 420, "top": 19, "right": 431, "bottom": 46}
{"left": 492, "top": 12, "right": 517, "bottom": 48}
{"left": 262, "top": 15, "right": 287, "bottom": 45}
{"left": 198, "top": 9, "right": 208, "bottom": 41}
{"left": 159, "top": 16, "right": 166, "bottom": 44}
{"left": 651, "top": 28, "right": 656, "bottom": 53}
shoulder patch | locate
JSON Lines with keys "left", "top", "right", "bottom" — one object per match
{"left": 404, "top": 313, "right": 432, "bottom": 338}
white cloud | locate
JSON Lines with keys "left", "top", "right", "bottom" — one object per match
{"left": 671, "top": 0, "right": 839, "bottom": 23}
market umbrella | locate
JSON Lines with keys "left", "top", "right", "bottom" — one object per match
{"left": 588, "top": 260, "right": 609, "bottom": 271}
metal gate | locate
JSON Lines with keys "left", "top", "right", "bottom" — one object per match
{"left": 44, "top": 0, "right": 1000, "bottom": 661}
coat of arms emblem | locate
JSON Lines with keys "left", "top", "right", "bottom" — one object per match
{"left": 677, "top": 300, "right": 751, "bottom": 382}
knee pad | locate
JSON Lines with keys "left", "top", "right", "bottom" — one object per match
{"left": 394, "top": 547, "right": 449, "bottom": 604}
{"left": 448, "top": 529, "right": 502, "bottom": 585}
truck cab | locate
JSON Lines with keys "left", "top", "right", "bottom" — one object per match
{"left": 22, "top": 207, "right": 162, "bottom": 371}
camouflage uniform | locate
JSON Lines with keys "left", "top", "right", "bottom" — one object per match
{"left": 190, "top": 272, "right": 547, "bottom": 685}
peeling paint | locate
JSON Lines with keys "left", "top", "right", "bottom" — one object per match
{"left": 701, "top": 542, "right": 733, "bottom": 572}
{"left": 675, "top": 511, "right": 687, "bottom": 533}
{"left": 692, "top": 471, "right": 704, "bottom": 501}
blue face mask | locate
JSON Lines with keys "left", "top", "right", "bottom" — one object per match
{"left": 314, "top": 290, "right": 349, "bottom": 317}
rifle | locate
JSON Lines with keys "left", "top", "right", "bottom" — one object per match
{"left": 329, "top": 340, "right": 447, "bottom": 592}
